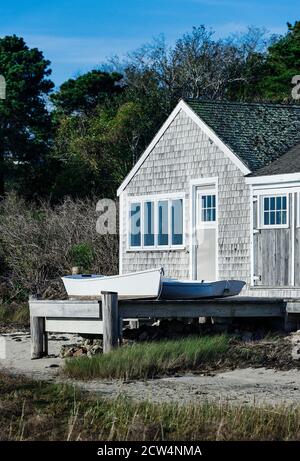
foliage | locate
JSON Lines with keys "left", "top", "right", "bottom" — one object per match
{"left": 68, "top": 243, "right": 94, "bottom": 270}
{"left": 2, "top": 371, "right": 300, "bottom": 440}
{"left": 0, "top": 193, "right": 118, "bottom": 300}
{"left": 260, "top": 21, "right": 300, "bottom": 101}
{"left": 64, "top": 335, "right": 230, "bottom": 380}
{"left": 0, "top": 35, "right": 54, "bottom": 197}
{"left": 50, "top": 70, "right": 124, "bottom": 115}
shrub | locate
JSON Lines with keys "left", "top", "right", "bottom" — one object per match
{"left": 68, "top": 243, "right": 94, "bottom": 271}
{"left": 0, "top": 193, "right": 118, "bottom": 300}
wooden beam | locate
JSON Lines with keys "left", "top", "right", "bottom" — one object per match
{"left": 45, "top": 318, "right": 103, "bottom": 334}
{"left": 119, "top": 297, "right": 285, "bottom": 319}
{"left": 30, "top": 316, "right": 45, "bottom": 359}
{"left": 102, "top": 291, "right": 119, "bottom": 353}
{"left": 29, "top": 300, "right": 101, "bottom": 318}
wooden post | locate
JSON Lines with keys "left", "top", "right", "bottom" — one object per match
{"left": 30, "top": 316, "right": 45, "bottom": 359}
{"left": 29, "top": 294, "right": 46, "bottom": 359}
{"left": 102, "top": 291, "right": 119, "bottom": 353}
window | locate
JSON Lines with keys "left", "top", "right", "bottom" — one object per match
{"left": 129, "top": 203, "right": 141, "bottom": 247}
{"left": 128, "top": 196, "right": 184, "bottom": 249}
{"left": 144, "top": 201, "right": 154, "bottom": 246}
{"left": 201, "top": 194, "right": 216, "bottom": 222}
{"left": 261, "top": 195, "right": 288, "bottom": 228}
{"left": 171, "top": 199, "right": 183, "bottom": 245}
{"left": 158, "top": 200, "right": 169, "bottom": 245}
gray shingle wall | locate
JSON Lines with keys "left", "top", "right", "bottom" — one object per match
{"left": 120, "top": 109, "right": 251, "bottom": 283}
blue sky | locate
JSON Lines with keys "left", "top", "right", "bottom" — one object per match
{"left": 1, "top": 0, "right": 299, "bottom": 87}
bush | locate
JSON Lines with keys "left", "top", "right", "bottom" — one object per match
{"left": 68, "top": 243, "right": 94, "bottom": 271}
{"left": 0, "top": 193, "right": 118, "bottom": 300}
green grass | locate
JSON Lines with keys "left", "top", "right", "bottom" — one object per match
{"left": 64, "top": 334, "right": 230, "bottom": 380}
{"left": 0, "top": 303, "right": 29, "bottom": 325}
{"left": 1, "top": 371, "right": 300, "bottom": 441}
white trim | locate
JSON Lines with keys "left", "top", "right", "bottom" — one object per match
{"left": 297, "top": 192, "right": 300, "bottom": 228}
{"left": 117, "top": 99, "right": 250, "bottom": 195}
{"left": 291, "top": 193, "right": 295, "bottom": 286}
{"left": 189, "top": 177, "right": 219, "bottom": 280}
{"left": 257, "top": 193, "right": 289, "bottom": 230}
{"left": 119, "top": 191, "right": 124, "bottom": 274}
{"left": 127, "top": 192, "right": 186, "bottom": 251}
{"left": 246, "top": 172, "right": 300, "bottom": 186}
{"left": 250, "top": 186, "right": 255, "bottom": 286}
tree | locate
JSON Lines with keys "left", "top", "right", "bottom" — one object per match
{"left": 51, "top": 102, "right": 139, "bottom": 200}
{"left": 50, "top": 70, "right": 124, "bottom": 116}
{"left": 0, "top": 35, "right": 54, "bottom": 197}
{"left": 260, "top": 21, "right": 300, "bottom": 101}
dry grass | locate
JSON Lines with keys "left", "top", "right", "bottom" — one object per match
{"left": 0, "top": 371, "right": 300, "bottom": 441}
{"left": 0, "top": 303, "right": 29, "bottom": 326}
{"left": 0, "top": 192, "right": 118, "bottom": 301}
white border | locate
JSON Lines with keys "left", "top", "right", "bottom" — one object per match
{"left": 257, "top": 192, "right": 289, "bottom": 230}
{"left": 246, "top": 173, "right": 300, "bottom": 186}
{"left": 117, "top": 99, "right": 250, "bottom": 196}
{"left": 127, "top": 192, "right": 186, "bottom": 251}
{"left": 189, "top": 177, "right": 219, "bottom": 280}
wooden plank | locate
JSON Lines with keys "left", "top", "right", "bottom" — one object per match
{"left": 119, "top": 298, "right": 285, "bottom": 319}
{"left": 45, "top": 318, "right": 103, "bottom": 334}
{"left": 286, "top": 302, "right": 300, "bottom": 313}
{"left": 102, "top": 292, "right": 119, "bottom": 353}
{"left": 30, "top": 316, "right": 44, "bottom": 359}
{"left": 29, "top": 300, "right": 101, "bottom": 318}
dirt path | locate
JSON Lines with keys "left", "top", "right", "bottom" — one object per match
{"left": 1, "top": 331, "right": 300, "bottom": 406}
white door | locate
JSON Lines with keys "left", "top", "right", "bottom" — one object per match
{"left": 194, "top": 185, "right": 217, "bottom": 281}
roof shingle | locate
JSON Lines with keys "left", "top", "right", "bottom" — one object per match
{"left": 186, "top": 99, "right": 300, "bottom": 172}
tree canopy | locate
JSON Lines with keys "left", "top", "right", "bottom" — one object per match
{"left": 1, "top": 22, "right": 299, "bottom": 202}
{"left": 0, "top": 35, "right": 54, "bottom": 198}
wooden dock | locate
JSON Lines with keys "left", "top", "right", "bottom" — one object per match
{"left": 29, "top": 294, "right": 300, "bottom": 359}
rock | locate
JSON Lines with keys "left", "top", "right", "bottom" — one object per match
{"left": 91, "top": 345, "right": 102, "bottom": 354}
{"left": 73, "top": 347, "right": 87, "bottom": 357}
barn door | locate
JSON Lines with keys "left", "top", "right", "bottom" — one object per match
{"left": 194, "top": 185, "right": 217, "bottom": 281}
{"left": 253, "top": 193, "right": 292, "bottom": 286}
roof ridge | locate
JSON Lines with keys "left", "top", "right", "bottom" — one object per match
{"left": 185, "top": 98, "right": 300, "bottom": 110}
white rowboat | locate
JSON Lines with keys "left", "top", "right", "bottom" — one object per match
{"left": 62, "top": 268, "right": 245, "bottom": 300}
{"left": 62, "top": 268, "right": 163, "bottom": 299}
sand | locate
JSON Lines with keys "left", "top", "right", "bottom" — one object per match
{"left": 1, "top": 331, "right": 300, "bottom": 406}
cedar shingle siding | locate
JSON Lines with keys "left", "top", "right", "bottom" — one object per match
{"left": 121, "top": 109, "right": 251, "bottom": 282}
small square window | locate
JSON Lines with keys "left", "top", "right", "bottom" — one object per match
{"left": 262, "top": 195, "right": 288, "bottom": 227}
{"left": 200, "top": 194, "right": 216, "bottom": 222}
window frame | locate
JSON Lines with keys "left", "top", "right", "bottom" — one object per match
{"left": 197, "top": 189, "right": 217, "bottom": 229}
{"left": 258, "top": 192, "right": 289, "bottom": 229}
{"left": 127, "top": 193, "right": 185, "bottom": 251}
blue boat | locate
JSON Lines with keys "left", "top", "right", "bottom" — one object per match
{"left": 160, "top": 278, "right": 245, "bottom": 300}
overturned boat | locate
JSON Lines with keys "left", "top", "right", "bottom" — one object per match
{"left": 62, "top": 268, "right": 245, "bottom": 300}
{"left": 160, "top": 278, "right": 245, "bottom": 300}
{"left": 62, "top": 268, "right": 163, "bottom": 299}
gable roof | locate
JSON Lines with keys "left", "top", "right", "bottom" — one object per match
{"left": 187, "top": 99, "right": 300, "bottom": 172}
{"left": 249, "top": 142, "right": 300, "bottom": 177}
{"left": 117, "top": 99, "right": 250, "bottom": 195}
{"left": 117, "top": 99, "right": 300, "bottom": 195}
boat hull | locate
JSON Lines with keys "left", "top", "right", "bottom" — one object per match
{"left": 160, "top": 278, "right": 245, "bottom": 300}
{"left": 62, "top": 268, "right": 162, "bottom": 299}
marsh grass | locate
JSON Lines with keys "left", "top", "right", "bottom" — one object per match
{"left": 0, "top": 303, "right": 29, "bottom": 325}
{"left": 1, "top": 371, "right": 300, "bottom": 441}
{"left": 64, "top": 335, "right": 230, "bottom": 380}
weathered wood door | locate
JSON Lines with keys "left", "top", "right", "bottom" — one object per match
{"left": 253, "top": 193, "right": 293, "bottom": 286}
{"left": 194, "top": 185, "right": 217, "bottom": 281}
